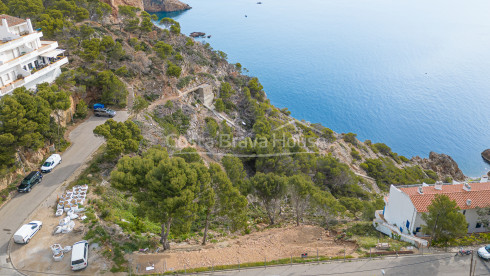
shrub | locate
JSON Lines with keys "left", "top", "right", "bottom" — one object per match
{"left": 166, "top": 61, "right": 181, "bottom": 78}
{"left": 343, "top": 132, "right": 357, "bottom": 145}
{"left": 75, "top": 99, "right": 88, "bottom": 119}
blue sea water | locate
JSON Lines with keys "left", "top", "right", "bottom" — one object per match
{"left": 153, "top": 0, "right": 490, "bottom": 177}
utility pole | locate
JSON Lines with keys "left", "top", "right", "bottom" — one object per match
{"left": 469, "top": 251, "right": 473, "bottom": 276}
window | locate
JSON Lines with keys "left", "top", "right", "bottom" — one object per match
{"left": 462, "top": 210, "right": 466, "bottom": 215}
{"left": 406, "top": 220, "right": 410, "bottom": 229}
{"left": 476, "top": 223, "right": 482, "bottom": 228}
{"left": 415, "top": 227, "right": 421, "bottom": 233}
{"left": 28, "top": 63, "right": 33, "bottom": 70}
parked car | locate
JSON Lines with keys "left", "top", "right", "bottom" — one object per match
{"left": 41, "top": 154, "right": 62, "bottom": 173}
{"left": 94, "top": 108, "right": 116, "bottom": 118}
{"left": 18, "top": 171, "right": 43, "bottom": 193}
{"left": 71, "top": 240, "right": 89, "bottom": 270}
{"left": 477, "top": 245, "right": 490, "bottom": 260}
{"left": 13, "top": 221, "right": 42, "bottom": 244}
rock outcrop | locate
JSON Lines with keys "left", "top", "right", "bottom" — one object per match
{"left": 143, "top": 0, "right": 191, "bottom": 12}
{"left": 482, "top": 149, "right": 490, "bottom": 164}
{"left": 412, "top": 152, "right": 465, "bottom": 181}
{"left": 101, "top": 0, "right": 190, "bottom": 15}
{"left": 101, "top": 0, "right": 144, "bottom": 15}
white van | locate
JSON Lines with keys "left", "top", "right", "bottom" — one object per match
{"left": 13, "top": 221, "right": 43, "bottom": 244}
{"left": 71, "top": 240, "right": 89, "bottom": 270}
{"left": 41, "top": 154, "right": 62, "bottom": 173}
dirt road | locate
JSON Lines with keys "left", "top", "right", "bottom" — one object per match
{"left": 0, "top": 112, "right": 128, "bottom": 275}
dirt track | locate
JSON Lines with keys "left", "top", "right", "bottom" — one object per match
{"left": 132, "top": 225, "right": 357, "bottom": 274}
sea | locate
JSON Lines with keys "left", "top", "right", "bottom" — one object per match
{"left": 152, "top": 0, "right": 490, "bottom": 177}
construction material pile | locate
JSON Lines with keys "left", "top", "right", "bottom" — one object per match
{"left": 57, "top": 185, "right": 88, "bottom": 212}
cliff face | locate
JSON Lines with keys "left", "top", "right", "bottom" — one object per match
{"left": 102, "top": 0, "right": 144, "bottom": 15}
{"left": 412, "top": 151, "right": 466, "bottom": 181}
{"left": 102, "top": 0, "right": 190, "bottom": 14}
{"left": 143, "top": 0, "right": 191, "bottom": 12}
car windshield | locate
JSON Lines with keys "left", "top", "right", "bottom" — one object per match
{"left": 486, "top": 245, "right": 490, "bottom": 252}
{"left": 43, "top": 161, "right": 52, "bottom": 167}
{"left": 21, "top": 179, "right": 29, "bottom": 185}
{"left": 72, "top": 259, "right": 84, "bottom": 265}
{"left": 19, "top": 183, "right": 28, "bottom": 189}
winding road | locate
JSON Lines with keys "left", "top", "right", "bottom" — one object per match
{"left": 0, "top": 111, "right": 128, "bottom": 275}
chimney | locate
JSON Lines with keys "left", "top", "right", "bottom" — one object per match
{"left": 1, "top": 18, "right": 8, "bottom": 29}
{"left": 418, "top": 186, "right": 424, "bottom": 194}
{"left": 463, "top": 183, "right": 471, "bottom": 191}
{"left": 466, "top": 199, "right": 472, "bottom": 206}
{"left": 434, "top": 183, "right": 442, "bottom": 190}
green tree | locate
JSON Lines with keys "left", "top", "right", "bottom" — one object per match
{"left": 421, "top": 194, "right": 468, "bottom": 245}
{"left": 250, "top": 172, "right": 287, "bottom": 225}
{"left": 111, "top": 147, "right": 200, "bottom": 250}
{"left": 210, "top": 164, "right": 247, "bottom": 231}
{"left": 222, "top": 155, "right": 249, "bottom": 195}
{"left": 37, "top": 84, "right": 71, "bottom": 149}
{"left": 219, "top": 82, "right": 234, "bottom": 99}
{"left": 8, "top": 0, "right": 44, "bottom": 18}
{"left": 0, "top": 1, "right": 8, "bottom": 14}
{"left": 339, "top": 197, "right": 364, "bottom": 218}
{"left": 288, "top": 174, "right": 317, "bottom": 226}
{"left": 343, "top": 132, "right": 358, "bottom": 146}
{"left": 247, "top": 77, "right": 265, "bottom": 101}
{"left": 93, "top": 119, "right": 142, "bottom": 159}
{"left": 160, "top": 17, "right": 180, "bottom": 34}
{"left": 166, "top": 61, "right": 181, "bottom": 78}
{"left": 96, "top": 70, "right": 128, "bottom": 107}
{"left": 214, "top": 98, "right": 225, "bottom": 112}
{"left": 75, "top": 99, "right": 88, "bottom": 119}
{"left": 176, "top": 147, "right": 202, "bottom": 163}
{"left": 154, "top": 41, "right": 173, "bottom": 59}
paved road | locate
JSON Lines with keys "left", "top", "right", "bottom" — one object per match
{"left": 0, "top": 112, "right": 128, "bottom": 275}
{"left": 210, "top": 254, "right": 490, "bottom": 276}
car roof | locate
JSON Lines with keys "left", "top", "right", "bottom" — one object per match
{"left": 25, "top": 171, "right": 38, "bottom": 178}
{"left": 72, "top": 241, "right": 88, "bottom": 260}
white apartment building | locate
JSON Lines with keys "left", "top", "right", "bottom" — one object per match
{"left": 0, "top": 14, "right": 68, "bottom": 97}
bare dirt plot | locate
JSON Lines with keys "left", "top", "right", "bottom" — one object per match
{"left": 132, "top": 225, "right": 357, "bottom": 274}
{"left": 9, "top": 194, "right": 120, "bottom": 276}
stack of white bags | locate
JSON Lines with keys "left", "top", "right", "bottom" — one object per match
{"left": 56, "top": 185, "right": 88, "bottom": 212}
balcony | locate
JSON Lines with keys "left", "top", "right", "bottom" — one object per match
{"left": 0, "top": 56, "right": 68, "bottom": 96}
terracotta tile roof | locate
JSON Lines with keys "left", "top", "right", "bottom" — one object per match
{"left": 0, "top": 14, "right": 26, "bottom": 27}
{"left": 399, "top": 182, "right": 490, "bottom": 212}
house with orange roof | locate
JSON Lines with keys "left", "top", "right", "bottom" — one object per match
{"left": 381, "top": 180, "right": 490, "bottom": 238}
{"left": 0, "top": 14, "right": 68, "bottom": 97}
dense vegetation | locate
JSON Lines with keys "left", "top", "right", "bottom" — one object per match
{"left": 0, "top": 1, "right": 465, "bottom": 271}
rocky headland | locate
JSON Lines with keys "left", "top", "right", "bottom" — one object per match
{"left": 482, "top": 149, "right": 490, "bottom": 164}
{"left": 412, "top": 151, "right": 466, "bottom": 181}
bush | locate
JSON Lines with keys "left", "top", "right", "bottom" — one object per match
{"left": 132, "top": 96, "right": 149, "bottom": 112}
{"left": 373, "top": 143, "right": 391, "bottom": 155}
{"left": 166, "top": 61, "right": 181, "bottom": 78}
{"left": 343, "top": 132, "right": 357, "bottom": 145}
{"left": 215, "top": 98, "right": 225, "bottom": 112}
{"left": 177, "top": 75, "right": 194, "bottom": 89}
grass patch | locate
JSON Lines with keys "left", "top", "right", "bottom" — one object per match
{"left": 162, "top": 255, "right": 355, "bottom": 274}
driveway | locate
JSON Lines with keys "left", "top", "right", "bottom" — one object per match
{"left": 0, "top": 112, "right": 128, "bottom": 275}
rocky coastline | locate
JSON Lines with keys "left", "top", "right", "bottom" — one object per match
{"left": 482, "top": 149, "right": 490, "bottom": 164}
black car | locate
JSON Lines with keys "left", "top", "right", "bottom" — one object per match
{"left": 18, "top": 171, "right": 43, "bottom": 193}
{"left": 94, "top": 108, "right": 116, "bottom": 118}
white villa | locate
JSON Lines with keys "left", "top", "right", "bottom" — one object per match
{"left": 374, "top": 177, "right": 490, "bottom": 247}
{"left": 0, "top": 14, "right": 68, "bottom": 97}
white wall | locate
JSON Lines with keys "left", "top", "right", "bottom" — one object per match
{"left": 383, "top": 185, "right": 418, "bottom": 235}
